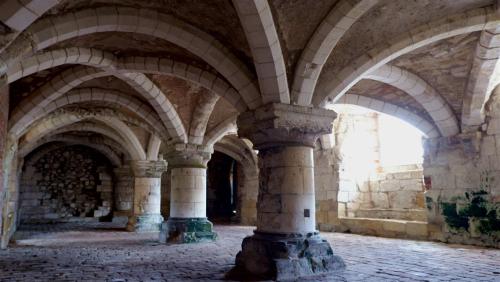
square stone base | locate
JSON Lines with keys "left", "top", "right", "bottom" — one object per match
{"left": 226, "top": 231, "right": 345, "bottom": 281}
{"left": 126, "top": 214, "right": 163, "bottom": 232}
{"left": 159, "top": 218, "right": 217, "bottom": 244}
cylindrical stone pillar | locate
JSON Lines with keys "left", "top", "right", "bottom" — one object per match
{"left": 170, "top": 167, "right": 207, "bottom": 218}
{"left": 228, "top": 103, "right": 345, "bottom": 281}
{"left": 257, "top": 146, "right": 316, "bottom": 234}
{"left": 113, "top": 166, "right": 133, "bottom": 212}
{"left": 112, "top": 166, "right": 134, "bottom": 224}
{"left": 159, "top": 145, "right": 217, "bottom": 243}
{"left": 126, "top": 160, "right": 167, "bottom": 232}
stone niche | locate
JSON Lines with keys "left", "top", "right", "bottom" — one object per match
{"left": 19, "top": 145, "right": 115, "bottom": 223}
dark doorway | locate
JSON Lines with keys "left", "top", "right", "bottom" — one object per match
{"left": 207, "top": 151, "right": 238, "bottom": 223}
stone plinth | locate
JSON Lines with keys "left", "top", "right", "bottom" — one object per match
{"left": 159, "top": 144, "right": 216, "bottom": 243}
{"left": 228, "top": 231, "right": 345, "bottom": 281}
{"left": 229, "top": 103, "right": 344, "bottom": 280}
{"left": 127, "top": 160, "right": 167, "bottom": 232}
{"left": 159, "top": 218, "right": 216, "bottom": 243}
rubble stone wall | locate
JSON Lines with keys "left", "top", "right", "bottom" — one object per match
{"left": 19, "top": 145, "right": 114, "bottom": 223}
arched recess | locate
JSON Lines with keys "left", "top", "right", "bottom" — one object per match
{"left": 20, "top": 109, "right": 147, "bottom": 161}
{"left": 203, "top": 115, "right": 238, "bottom": 147}
{"left": 292, "top": 0, "right": 378, "bottom": 105}
{"left": 1, "top": 7, "right": 262, "bottom": 109}
{"left": 41, "top": 122, "right": 129, "bottom": 158}
{"left": 20, "top": 137, "right": 123, "bottom": 168}
{"left": 334, "top": 94, "right": 440, "bottom": 138}
{"left": 213, "top": 135, "right": 258, "bottom": 225}
{"left": 232, "top": 0, "right": 290, "bottom": 104}
{"left": 9, "top": 65, "right": 186, "bottom": 143}
{"left": 365, "top": 65, "right": 458, "bottom": 136}
{"left": 6, "top": 48, "right": 248, "bottom": 113}
{"left": 312, "top": 6, "right": 499, "bottom": 106}
{"left": 462, "top": 27, "right": 500, "bottom": 129}
{"left": 10, "top": 88, "right": 167, "bottom": 139}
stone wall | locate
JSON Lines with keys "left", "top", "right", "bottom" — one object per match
{"left": 19, "top": 145, "right": 114, "bottom": 223}
{"left": 424, "top": 133, "right": 500, "bottom": 247}
{"left": 423, "top": 92, "right": 500, "bottom": 248}
{"left": 341, "top": 166, "right": 426, "bottom": 221}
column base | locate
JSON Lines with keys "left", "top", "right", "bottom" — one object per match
{"left": 159, "top": 218, "right": 217, "bottom": 244}
{"left": 126, "top": 214, "right": 163, "bottom": 232}
{"left": 226, "top": 231, "right": 345, "bottom": 281}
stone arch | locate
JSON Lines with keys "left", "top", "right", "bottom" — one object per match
{"left": 334, "top": 94, "right": 440, "bottom": 138}
{"left": 6, "top": 48, "right": 248, "bottom": 113}
{"left": 1, "top": 7, "right": 262, "bottom": 108}
{"left": 313, "top": 6, "right": 498, "bottom": 106}
{"left": 10, "top": 88, "right": 168, "bottom": 139}
{"left": 189, "top": 92, "right": 219, "bottom": 145}
{"left": 21, "top": 109, "right": 147, "bottom": 160}
{"left": 292, "top": 0, "right": 378, "bottom": 105}
{"left": 0, "top": 0, "right": 57, "bottom": 32}
{"left": 203, "top": 115, "right": 238, "bottom": 147}
{"left": 462, "top": 27, "right": 500, "bottom": 130}
{"left": 9, "top": 65, "right": 187, "bottom": 143}
{"left": 146, "top": 134, "right": 162, "bottom": 161}
{"left": 215, "top": 136, "right": 257, "bottom": 168}
{"left": 233, "top": 0, "right": 290, "bottom": 104}
{"left": 20, "top": 136, "right": 123, "bottom": 168}
{"left": 365, "top": 65, "right": 459, "bottom": 136}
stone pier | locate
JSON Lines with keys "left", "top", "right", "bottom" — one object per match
{"left": 113, "top": 166, "right": 134, "bottom": 223}
{"left": 159, "top": 144, "right": 217, "bottom": 243}
{"left": 228, "top": 103, "right": 345, "bottom": 281}
{"left": 127, "top": 160, "right": 167, "bottom": 232}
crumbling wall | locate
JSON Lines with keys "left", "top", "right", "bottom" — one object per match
{"left": 19, "top": 145, "right": 114, "bottom": 223}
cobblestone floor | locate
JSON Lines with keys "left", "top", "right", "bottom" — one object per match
{"left": 0, "top": 223, "right": 499, "bottom": 281}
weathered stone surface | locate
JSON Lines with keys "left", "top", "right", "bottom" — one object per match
{"left": 19, "top": 145, "right": 114, "bottom": 223}
{"left": 159, "top": 217, "right": 216, "bottom": 244}
{"left": 228, "top": 231, "right": 345, "bottom": 281}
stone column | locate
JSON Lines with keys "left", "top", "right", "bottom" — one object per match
{"left": 126, "top": 160, "right": 167, "bottom": 232}
{"left": 0, "top": 84, "right": 9, "bottom": 242}
{"left": 112, "top": 166, "right": 133, "bottom": 223}
{"left": 159, "top": 144, "right": 217, "bottom": 243}
{"left": 228, "top": 103, "right": 345, "bottom": 281}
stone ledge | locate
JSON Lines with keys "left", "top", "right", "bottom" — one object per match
{"left": 333, "top": 217, "right": 429, "bottom": 240}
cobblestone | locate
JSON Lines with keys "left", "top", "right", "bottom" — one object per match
{"left": 0, "top": 223, "right": 498, "bottom": 281}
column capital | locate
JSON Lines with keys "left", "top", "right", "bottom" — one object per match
{"left": 130, "top": 160, "right": 167, "bottom": 178}
{"left": 165, "top": 143, "right": 213, "bottom": 168}
{"left": 237, "top": 103, "right": 336, "bottom": 149}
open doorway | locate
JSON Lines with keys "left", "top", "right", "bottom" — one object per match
{"left": 331, "top": 105, "right": 428, "bottom": 238}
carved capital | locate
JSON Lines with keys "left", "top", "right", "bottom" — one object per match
{"left": 237, "top": 103, "right": 336, "bottom": 149}
{"left": 165, "top": 143, "right": 213, "bottom": 168}
{"left": 130, "top": 160, "right": 168, "bottom": 178}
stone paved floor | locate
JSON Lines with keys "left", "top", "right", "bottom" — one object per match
{"left": 0, "top": 223, "right": 499, "bottom": 281}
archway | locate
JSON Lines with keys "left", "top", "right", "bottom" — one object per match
{"left": 316, "top": 104, "right": 429, "bottom": 239}
{"left": 206, "top": 151, "right": 238, "bottom": 223}
{"left": 19, "top": 144, "right": 117, "bottom": 225}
